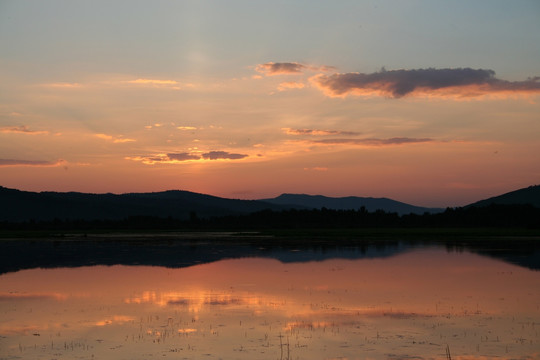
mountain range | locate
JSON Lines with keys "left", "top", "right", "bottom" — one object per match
{"left": 262, "top": 193, "right": 443, "bottom": 215}
{"left": 0, "top": 184, "right": 538, "bottom": 222}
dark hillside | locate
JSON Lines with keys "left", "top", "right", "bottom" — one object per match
{"left": 0, "top": 186, "right": 284, "bottom": 222}
{"left": 467, "top": 185, "right": 540, "bottom": 208}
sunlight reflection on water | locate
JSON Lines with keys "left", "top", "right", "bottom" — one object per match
{"left": 0, "top": 247, "right": 538, "bottom": 359}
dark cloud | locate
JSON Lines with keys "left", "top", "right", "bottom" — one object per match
{"left": 256, "top": 62, "right": 306, "bottom": 75}
{"left": 202, "top": 151, "right": 248, "bottom": 160}
{"left": 311, "top": 137, "right": 433, "bottom": 146}
{"left": 167, "top": 152, "right": 201, "bottom": 161}
{"left": 0, "top": 159, "right": 64, "bottom": 167}
{"left": 283, "top": 128, "right": 361, "bottom": 136}
{"left": 128, "top": 151, "right": 249, "bottom": 164}
{"left": 312, "top": 68, "right": 540, "bottom": 98}
{"left": 256, "top": 62, "right": 335, "bottom": 76}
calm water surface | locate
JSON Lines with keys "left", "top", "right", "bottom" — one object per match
{"left": 0, "top": 246, "right": 538, "bottom": 360}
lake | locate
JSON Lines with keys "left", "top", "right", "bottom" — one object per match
{"left": 0, "top": 236, "right": 539, "bottom": 359}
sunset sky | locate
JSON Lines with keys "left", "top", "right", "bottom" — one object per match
{"left": 1, "top": 0, "right": 539, "bottom": 207}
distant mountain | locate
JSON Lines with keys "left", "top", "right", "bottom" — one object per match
{"left": 261, "top": 194, "right": 443, "bottom": 215}
{"left": 467, "top": 185, "right": 540, "bottom": 208}
{"left": 0, "top": 186, "right": 286, "bottom": 222}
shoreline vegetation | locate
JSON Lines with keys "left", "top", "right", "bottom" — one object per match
{"left": 1, "top": 203, "right": 539, "bottom": 237}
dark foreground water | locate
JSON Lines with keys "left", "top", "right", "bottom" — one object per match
{"left": 0, "top": 235, "right": 538, "bottom": 359}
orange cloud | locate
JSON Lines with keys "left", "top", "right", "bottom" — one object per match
{"left": 41, "top": 82, "right": 82, "bottom": 88}
{"left": 94, "top": 133, "right": 136, "bottom": 143}
{"left": 145, "top": 123, "right": 166, "bottom": 129}
{"left": 0, "top": 125, "right": 49, "bottom": 135}
{"left": 126, "top": 78, "right": 178, "bottom": 85}
{"left": 277, "top": 81, "right": 305, "bottom": 91}
{"left": 123, "top": 78, "right": 187, "bottom": 90}
{"left": 311, "top": 68, "right": 540, "bottom": 99}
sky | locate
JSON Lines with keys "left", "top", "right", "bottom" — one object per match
{"left": 1, "top": 0, "right": 539, "bottom": 207}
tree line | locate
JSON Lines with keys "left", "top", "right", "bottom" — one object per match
{"left": 1, "top": 203, "right": 539, "bottom": 231}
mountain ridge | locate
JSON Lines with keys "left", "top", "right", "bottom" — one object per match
{"left": 1, "top": 184, "right": 539, "bottom": 222}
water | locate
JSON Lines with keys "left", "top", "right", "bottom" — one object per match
{"left": 0, "top": 241, "right": 539, "bottom": 359}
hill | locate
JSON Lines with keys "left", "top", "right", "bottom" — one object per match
{"left": 261, "top": 193, "right": 443, "bottom": 215}
{"left": 467, "top": 185, "right": 540, "bottom": 208}
{"left": 0, "top": 186, "right": 285, "bottom": 222}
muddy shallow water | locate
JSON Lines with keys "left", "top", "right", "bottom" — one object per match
{"left": 0, "top": 246, "right": 538, "bottom": 359}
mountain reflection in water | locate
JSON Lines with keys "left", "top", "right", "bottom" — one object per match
{"left": 0, "top": 247, "right": 538, "bottom": 360}
{"left": 1, "top": 234, "right": 539, "bottom": 274}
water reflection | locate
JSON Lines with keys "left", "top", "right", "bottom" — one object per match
{"left": 0, "top": 248, "right": 538, "bottom": 359}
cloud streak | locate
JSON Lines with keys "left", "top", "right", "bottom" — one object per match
{"left": 41, "top": 82, "right": 82, "bottom": 88}
{"left": 122, "top": 78, "right": 191, "bottom": 90}
{"left": 0, "top": 159, "right": 66, "bottom": 167}
{"left": 282, "top": 128, "right": 361, "bottom": 136}
{"left": 95, "top": 133, "right": 136, "bottom": 143}
{"left": 125, "top": 78, "right": 178, "bottom": 85}
{"left": 311, "top": 68, "right": 540, "bottom": 98}
{"left": 127, "top": 150, "right": 249, "bottom": 165}
{"left": 201, "top": 151, "right": 248, "bottom": 160}
{"left": 281, "top": 127, "right": 431, "bottom": 149}
{"left": 0, "top": 125, "right": 49, "bottom": 135}
{"left": 308, "top": 137, "right": 433, "bottom": 146}
{"left": 167, "top": 152, "right": 201, "bottom": 161}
